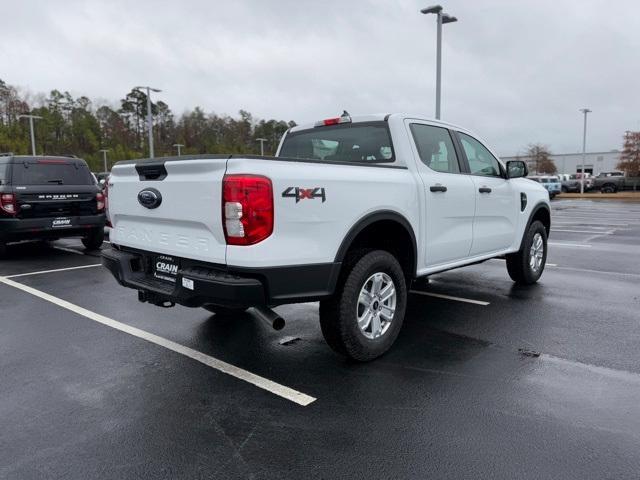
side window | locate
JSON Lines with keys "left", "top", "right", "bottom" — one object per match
{"left": 410, "top": 124, "right": 460, "bottom": 174}
{"left": 458, "top": 133, "right": 502, "bottom": 177}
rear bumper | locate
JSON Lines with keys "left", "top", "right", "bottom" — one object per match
{"left": 0, "top": 214, "right": 105, "bottom": 242}
{"left": 101, "top": 245, "right": 341, "bottom": 308}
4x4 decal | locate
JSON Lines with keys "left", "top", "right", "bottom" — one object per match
{"left": 282, "top": 187, "right": 326, "bottom": 203}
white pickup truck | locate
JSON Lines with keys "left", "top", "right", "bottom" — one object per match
{"left": 103, "top": 113, "right": 550, "bottom": 360}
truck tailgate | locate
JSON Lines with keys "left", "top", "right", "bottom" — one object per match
{"left": 109, "top": 158, "right": 228, "bottom": 264}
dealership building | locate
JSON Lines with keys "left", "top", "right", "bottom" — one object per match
{"left": 501, "top": 150, "right": 621, "bottom": 176}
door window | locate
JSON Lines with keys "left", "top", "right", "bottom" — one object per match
{"left": 458, "top": 133, "right": 502, "bottom": 177}
{"left": 410, "top": 124, "right": 460, "bottom": 174}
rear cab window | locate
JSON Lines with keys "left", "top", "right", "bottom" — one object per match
{"left": 11, "top": 159, "right": 94, "bottom": 186}
{"left": 279, "top": 122, "right": 394, "bottom": 163}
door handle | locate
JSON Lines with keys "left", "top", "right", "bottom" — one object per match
{"left": 478, "top": 187, "right": 492, "bottom": 193}
{"left": 430, "top": 185, "right": 447, "bottom": 193}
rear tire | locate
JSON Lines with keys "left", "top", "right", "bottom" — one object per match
{"left": 0, "top": 240, "right": 6, "bottom": 258}
{"left": 319, "top": 249, "right": 407, "bottom": 361}
{"left": 506, "top": 220, "right": 547, "bottom": 285}
{"left": 561, "top": 186, "right": 568, "bottom": 193}
{"left": 601, "top": 184, "right": 617, "bottom": 194}
{"left": 81, "top": 227, "right": 104, "bottom": 250}
{"left": 203, "top": 305, "right": 247, "bottom": 316}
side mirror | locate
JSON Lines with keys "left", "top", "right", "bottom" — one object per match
{"left": 507, "top": 160, "right": 528, "bottom": 179}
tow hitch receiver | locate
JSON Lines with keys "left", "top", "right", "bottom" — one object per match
{"left": 138, "top": 290, "right": 175, "bottom": 308}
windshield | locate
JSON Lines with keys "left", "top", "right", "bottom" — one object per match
{"left": 11, "top": 160, "right": 94, "bottom": 185}
{"left": 280, "top": 122, "right": 394, "bottom": 163}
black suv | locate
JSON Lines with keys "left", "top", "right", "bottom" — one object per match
{"left": 0, "top": 155, "right": 106, "bottom": 256}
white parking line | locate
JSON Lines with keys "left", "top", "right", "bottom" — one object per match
{"left": 546, "top": 265, "right": 640, "bottom": 279}
{"left": 6, "top": 264, "right": 102, "bottom": 278}
{"left": 548, "top": 242, "right": 592, "bottom": 248}
{"left": 553, "top": 229, "right": 613, "bottom": 234}
{"left": 0, "top": 276, "right": 316, "bottom": 407}
{"left": 410, "top": 290, "right": 490, "bottom": 306}
{"left": 553, "top": 222, "right": 629, "bottom": 227}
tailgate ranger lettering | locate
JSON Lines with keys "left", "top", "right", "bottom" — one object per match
{"left": 115, "top": 225, "right": 210, "bottom": 252}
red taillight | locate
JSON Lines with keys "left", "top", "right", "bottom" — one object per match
{"left": 96, "top": 192, "right": 105, "bottom": 212}
{"left": 314, "top": 112, "right": 352, "bottom": 127}
{"left": 0, "top": 193, "right": 17, "bottom": 216}
{"left": 322, "top": 118, "right": 341, "bottom": 126}
{"left": 37, "top": 159, "right": 68, "bottom": 164}
{"left": 222, "top": 175, "right": 273, "bottom": 246}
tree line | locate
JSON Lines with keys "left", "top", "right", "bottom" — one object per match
{"left": 0, "top": 78, "right": 296, "bottom": 172}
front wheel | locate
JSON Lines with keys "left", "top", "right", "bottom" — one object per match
{"left": 319, "top": 250, "right": 407, "bottom": 361}
{"left": 81, "top": 227, "right": 104, "bottom": 250}
{"left": 0, "top": 240, "right": 7, "bottom": 258}
{"left": 601, "top": 184, "right": 617, "bottom": 194}
{"left": 506, "top": 220, "right": 547, "bottom": 285}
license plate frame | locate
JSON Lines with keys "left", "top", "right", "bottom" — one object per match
{"left": 152, "top": 255, "right": 180, "bottom": 284}
{"left": 51, "top": 217, "right": 73, "bottom": 228}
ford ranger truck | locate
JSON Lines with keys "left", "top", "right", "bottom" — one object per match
{"left": 102, "top": 113, "right": 550, "bottom": 361}
{"left": 0, "top": 155, "right": 106, "bottom": 256}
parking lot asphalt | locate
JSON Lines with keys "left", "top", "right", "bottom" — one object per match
{"left": 1, "top": 199, "right": 640, "bottom": 479}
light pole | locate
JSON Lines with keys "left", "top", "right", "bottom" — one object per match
{"left": 134, "top": 86, "right": 162, "bottom": 158}
{"left": 579, "top": 108, "right": 591, "bottom": 194}
{"left": 421, "top": 5, "right": 457, "bottom": 120}
{"left": 256, "top": 138, "right": 268, "bottom": 156}
{"left": 99, "top": 149, "right": 109, "bottom": 172}
{"left": 172, "top": 143, "right": 184, "bottom": 156}
{"left": 18, "top": 114, "right": 43, "bottom": 155}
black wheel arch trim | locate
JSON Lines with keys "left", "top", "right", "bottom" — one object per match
{"left": 519, "top": 202, "right": 551, "bottom": 251}
{"left": 334, "top": 210, "right": 418, "bottom": 277}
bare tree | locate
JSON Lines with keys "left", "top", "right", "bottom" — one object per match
{"left": 526, "top": 144, "right": 556, "bottom": 174}
{"left": 617, "top": 131, "right": 640, "bottom": 176}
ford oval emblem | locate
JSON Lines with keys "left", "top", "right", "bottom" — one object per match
{"left": 138, "top": 188, "right": 162, "bottom": 209}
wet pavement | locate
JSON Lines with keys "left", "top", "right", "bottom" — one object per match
{"left": 1, "top": 199, "right": 639, "bottom": 479}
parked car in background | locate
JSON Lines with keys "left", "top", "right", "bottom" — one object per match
{"left": 593, "top": 171, "right": 640, "bottom": 193}
{"left": 0, "top": 155, "right": 106, "bottom": 256}
{"left": 570, "top": 172, "right": 594, "bottom": 191}
{"left": 94, "top": 172, "right": 110, "bottom": 189}
{"left": 559, "top": 176, "right": 580, "bottom": 193}
{"left": 528, "top": 175, "right": 561, "bottom": 199}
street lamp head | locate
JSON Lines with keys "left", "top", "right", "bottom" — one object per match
{"left": 134, "top": 86, "right": 162, "bottom": 93}
{"left": 421, "top": 4, "right": 442, "bottom": 14}
{"left": 579, "top": 108, "right": 592, "bottom": 114}
{"left": 442, "top": 14, "right": 458, "bottom": 24}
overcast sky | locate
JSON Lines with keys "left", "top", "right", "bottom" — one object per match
{"left": 2, "top": 0, "right": 639, "bottom": 155}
